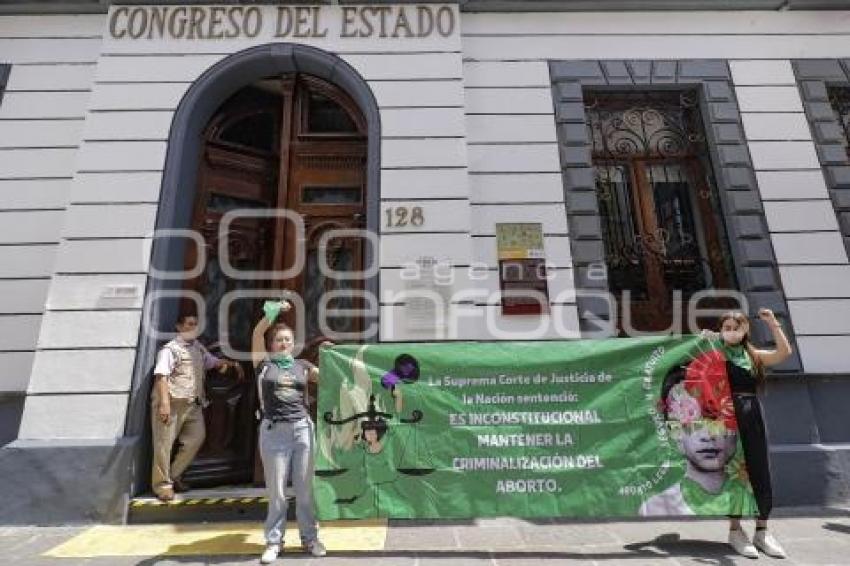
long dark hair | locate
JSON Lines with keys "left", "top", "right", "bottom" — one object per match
{"left": 718, "top": 311, "right": 765, "bottom": 386}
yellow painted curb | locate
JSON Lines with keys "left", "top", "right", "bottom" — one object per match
{"left": 43, "top": 520, "right": 388, "bottom": 558}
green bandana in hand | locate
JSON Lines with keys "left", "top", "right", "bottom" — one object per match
{"left": 263, "top": 300, "right": 283, "bottom": 324}
{"left": 270, "top": 352, "right": 295, "bottom": 370}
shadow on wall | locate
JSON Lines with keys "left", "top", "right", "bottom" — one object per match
{"left": 0, "top": 394, "right": 23, "bottom": 447}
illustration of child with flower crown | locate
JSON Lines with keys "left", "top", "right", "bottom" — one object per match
{"left": 639, "top": 348, "right": 758, "bottom": 516}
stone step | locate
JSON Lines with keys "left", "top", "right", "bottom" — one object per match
{"left": 128, "top": 486, "right": 280, "bottom": 524}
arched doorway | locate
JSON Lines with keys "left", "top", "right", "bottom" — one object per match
{"left": 180, "top": 73, "right": 368, "bottom": 486}
{"left": 123, "top": 45, "right": 381, "bottom": 496}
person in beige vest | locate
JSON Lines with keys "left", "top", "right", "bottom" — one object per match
{"left": 150, "top": 312, "right": 241, "bottom": 501}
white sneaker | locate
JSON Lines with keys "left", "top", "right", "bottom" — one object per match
{"left": 728, "top": 528, "right": 759, "bottom": 559}
{"left": 754, "top": 529, "right": 787, "bottom": 559}
{"left": 260, "top": 544, "right": 280, "bottom": 564}
{"left": 306, "top": 539, "right": 327, "bottom": 557}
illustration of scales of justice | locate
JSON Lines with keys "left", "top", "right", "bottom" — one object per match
{"left": 316, "top": 347, "right": 437, "bottom": 480}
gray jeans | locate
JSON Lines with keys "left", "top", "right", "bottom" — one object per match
{"left": 259, "top": 416, "right": 319, "bottom": 546}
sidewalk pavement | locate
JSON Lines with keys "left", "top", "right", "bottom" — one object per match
{"left": 2, "top": 506, "right": 849, "bottom": 566}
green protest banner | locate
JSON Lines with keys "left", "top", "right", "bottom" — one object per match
{"left": 315, "top": 335, "right": 759, "bottom": 519}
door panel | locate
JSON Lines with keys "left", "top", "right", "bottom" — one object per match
{"left": 182, "top": 151, "right": 277, "bottom": 487}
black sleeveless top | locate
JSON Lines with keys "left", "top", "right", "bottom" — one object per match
{"left": 726, "top": 361, "right": 757, "bottom": 395}
{"left": 256, "top": 359, "right": 311, "bottom": 422}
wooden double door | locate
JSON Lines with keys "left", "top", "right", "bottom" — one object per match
{"left": 180, "top": 74, "right": 367, "bottom": 487}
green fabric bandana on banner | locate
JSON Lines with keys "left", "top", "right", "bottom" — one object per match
{"left": 315, "top": 335, "right": 759, "bottom": 520}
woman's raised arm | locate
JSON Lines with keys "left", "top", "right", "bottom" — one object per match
{"left": 252, "top": 300, "right": 291, "bottom": 368}
{"left": 753, "top": 308, "right": 792, "bottom": 367}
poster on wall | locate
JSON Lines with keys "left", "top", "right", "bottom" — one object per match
{"left": 314, "top": 335, "right": 758, "bottom": 519}
{"left": 495, "top": 223, "right": 549, "bottom": 315}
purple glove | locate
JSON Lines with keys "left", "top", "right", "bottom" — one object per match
{"left": 381, "top": 371, "right": 401, "bottom": 390}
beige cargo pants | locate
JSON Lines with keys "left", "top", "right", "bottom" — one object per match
{"left": 150, "top": 391, "right": 206, "bottom": 495}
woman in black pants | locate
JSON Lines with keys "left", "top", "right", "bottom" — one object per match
{"left": 702, "top": 308, "right": 792, "bottom": 559}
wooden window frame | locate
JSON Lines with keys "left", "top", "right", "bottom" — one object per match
{"left": 296, "top": 74, "right": 367, "bottom": 140}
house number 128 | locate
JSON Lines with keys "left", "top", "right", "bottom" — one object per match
{"left": 385, "top": 206, "right": 425, "bottom": 228}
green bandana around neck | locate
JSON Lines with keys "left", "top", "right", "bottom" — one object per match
{"left": 270, "top": 352, "right": 295, "bottom": 370}
{"left": 720, "top": 341, "right": 753, "bottom": 372}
